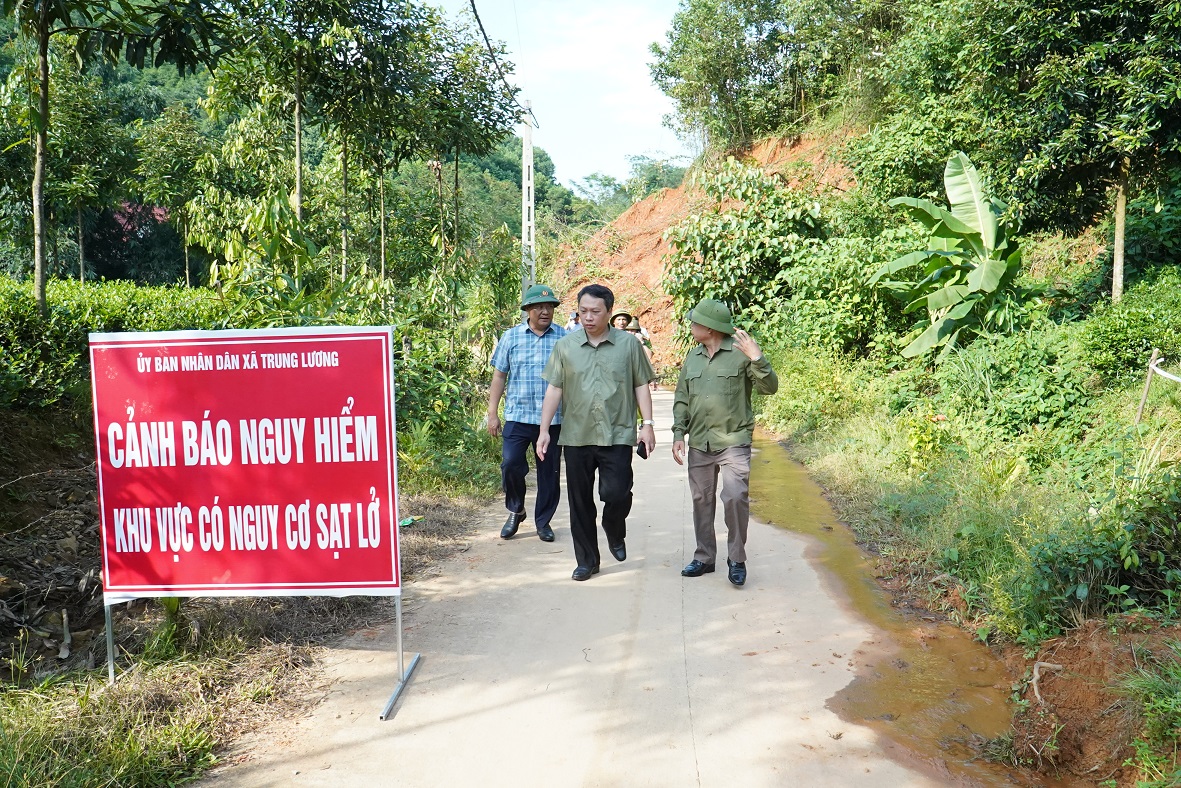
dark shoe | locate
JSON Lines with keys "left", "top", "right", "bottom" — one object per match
{"left": 727, "top": 559, "right": 747, "bottom": 586}
{"left": 500, "top": 510, "right": 525, "bottom": 539}
{"left": 572, "top": 565, "right": 600, "bottom": 581}
{"left": 537, "top": 523, "right": 555, "bottom": 542}
{"left": 609, "top": 540, "right": 626, "bottom": 562}
{"left": 681, "top": 560, "right": 715, "bottom": 577}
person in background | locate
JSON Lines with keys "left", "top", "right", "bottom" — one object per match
{"left": 671, "top": 298, "right": 778, "bottom": 587}
{"left": 487, "top": 284, "right": 566, "bottom": 542}
{"left": 611, "top": 310, "right": 632, "bottom": 330}
{"left": 536, "top": 284, "right": 656, "bottom": 581}
{"left": 564, "top": 311, "right": 580, "bottom": 330}
{"left": 624, "top": 317, "right": 655, "bottom": 367}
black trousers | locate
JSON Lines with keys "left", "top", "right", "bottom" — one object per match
{"left": 501, "top": 421, "right": 562, "bottom": 529}
{"left": 563, "top": 444, "right": 633, "bottom": 568}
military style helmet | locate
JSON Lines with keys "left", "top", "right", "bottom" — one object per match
{"left": 520, "top": 284, "right": 561, "bottom": 309}
{"left": 686, "top": 298, "right": 735, "bottom": 335}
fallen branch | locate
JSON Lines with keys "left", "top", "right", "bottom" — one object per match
{"left": 1032, "top": 661, "right": 1063, "bottom": 704}
{"left": 0, "top": 463, "right": 95, "bottom": 491}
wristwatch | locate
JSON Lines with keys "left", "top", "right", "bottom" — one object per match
{"left": 641, "top": 419, "right": 655, "bottom": 426}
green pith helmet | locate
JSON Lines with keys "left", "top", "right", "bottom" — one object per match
{"left": 687, "top": 298, "right": 734, "bottom": 335}
{"left": 625, "top": 317, "right": 641, "bottom": 331}
{"left": 520, "top": 284, "right": 560, "bottom": 309}
{"left": 611, "top": 311, "right": 632, "bottom": 324}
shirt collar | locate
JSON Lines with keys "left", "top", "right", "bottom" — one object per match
{"left": 579, "top": 327, "right": 618, "bottom": 345}
{"left": 693, "top": 336, "right": 734, "bottom": 356}
{"left": 522, "top": 322, "right": 557, "bottom": 338}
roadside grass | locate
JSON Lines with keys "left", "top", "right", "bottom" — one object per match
{"left": 3, "top": 649, "right": 266, "bottom": 787}
{"left": 759, "top": 344, "right": 1181, "bottom": 645}
{"left": 759, "top": 340, "right": 1181, "bottom": 777}
{"left": 1120, "top": 640, "right": 1181, "bottom": 786}
{"left": 1, "top": 484, "right": 491, "bottom": 787}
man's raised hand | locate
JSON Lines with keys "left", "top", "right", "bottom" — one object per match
{"left": 733, "top": 328, "right": 762, "bottom": 360}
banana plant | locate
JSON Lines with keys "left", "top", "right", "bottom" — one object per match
{"left": 868, "top": 152, "right": 1042, "bottom": 360}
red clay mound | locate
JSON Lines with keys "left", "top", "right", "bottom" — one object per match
{"left": 1009, "top": 617, "right": 1176, "bottom": 785}
{"left": 554, "top": 133, "right": 854, "bottom": 376}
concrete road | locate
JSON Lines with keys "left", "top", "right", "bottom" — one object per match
{"left": 215, "top": 391, "right": 938, "bottom": 787}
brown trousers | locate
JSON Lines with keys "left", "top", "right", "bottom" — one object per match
{"left": 687, "top": 445, "right": 752, "bottom": 564}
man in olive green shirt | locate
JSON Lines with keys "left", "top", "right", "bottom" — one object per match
{"left": 672, "top": 298, "right": 778, "bottom": 586}
{"left": 537, "top": 284, "right": 656, "bottom": 581}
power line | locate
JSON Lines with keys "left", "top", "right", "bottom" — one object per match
{"left": 467, "top": 0, "right": 538, "bottom": 127}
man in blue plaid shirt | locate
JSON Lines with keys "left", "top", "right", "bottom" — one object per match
{"left": 487, "top": 284, "right": 567, "bottom": 541}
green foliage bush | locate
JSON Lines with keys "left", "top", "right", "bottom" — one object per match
{"left": 1125, "top": 172, "right": 1181, "bottom": 269}
{"left": 663, "top": 158, "right": 824, "bottom": 326}
{"left": 775, "top": 236, "right": 908, "bottom": 356}
{"left": 0, "top": 277, "right": 222, "bottom": 408}
{"left": 1078, "top": 268, "right": 1181, "bottom": 385}
{"left": 842, "top": 105, "right": 963, "bottom": 210}
{"left": 1007, "top": 463, "right": 1181, "bottom": 635}
{"left": 759, "top": 347, "right": 876, "bottom": 438}
{"left": 934, "top": 326, "right": 1096, "bottom": 440}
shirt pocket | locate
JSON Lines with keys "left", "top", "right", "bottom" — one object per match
{"left": 719, "top": 368, "right": 742, "bottom": 399}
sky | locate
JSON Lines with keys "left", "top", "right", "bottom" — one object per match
{"left": 438, "top": 0, "right": 696, "bottom": 189}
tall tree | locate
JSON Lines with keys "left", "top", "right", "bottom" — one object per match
{"left": 945, "top": 0, "right": 1181, "bottom": 301}
{"left": 137, "top": 103, "right": 209, "bottom": 285}
{"left": 0, "top": 0, "right": 223, "bottom": 311}
{"left": 650, "top": 0, "right": 898, "bottom": 147}
{"left": 419, "top": 13, "right": 519, "bottom": 249}
{"left": 219, "top": 0, "right": 355, "bottom": 221}
{"left": 41, "top": 51, "right": 134, "bottom": 282}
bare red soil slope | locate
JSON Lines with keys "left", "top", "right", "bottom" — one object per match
{"left": 554, "top": 133, "right": 854, "bottom": 375}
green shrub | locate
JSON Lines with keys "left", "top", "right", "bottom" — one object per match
{"left": 1079, "top": 268, "right": 1181, "bottom": 385}
{"left": 759, "top": 348, "right": 878, "bottom": 438}
{"left": 663, "top": 157, "right": 824, "bottom": 325}
{"left": 1124, "top": 170, "right": 1181, "bottom": 271}
{"left": 775, "top": 235, "right": 913, "bottom": 356}
{"left": 0, "top": 278, "right": 222, "bottom": 408}
{"left": 934, "top": 325, "right": 1097, "bottom": 441}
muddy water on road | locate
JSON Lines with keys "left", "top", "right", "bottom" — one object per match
{"left": 749, "top": 434, "right": 1039, "bottom": 786}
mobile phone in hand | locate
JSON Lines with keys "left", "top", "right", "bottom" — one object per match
{"left": 636, "top": 441, "right": 648, "bottom": 459}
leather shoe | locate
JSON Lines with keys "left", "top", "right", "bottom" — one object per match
{"left": 536, "top": 523, "right": 555, "bottom": 542}
{"left": 681, "top": 560, "right": 715, "bottom": 577}
{"left": 609, "top": 540, "right": 626, "bottom": 562}
{"left": 571, "top": 565, "right": 600, "bottom": 581}
{"left": 727, "top": 559, "right": 747, "bottom": 586}
{"left": 500, "top": 510, "right": 525, "bottom": 539}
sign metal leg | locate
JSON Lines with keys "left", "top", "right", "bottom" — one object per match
{"left": 379, "top": 595, "right": 420, "bottom": 720}
{"left": 104, "top": 604, "right": 116, "bottom": 684}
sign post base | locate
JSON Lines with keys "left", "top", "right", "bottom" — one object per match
{"left": 380, "top": 595, "right": 421, "bottom": 720}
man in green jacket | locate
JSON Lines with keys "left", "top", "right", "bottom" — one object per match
{"left": 671, "top": 298, "right": 779, "bottom": 587}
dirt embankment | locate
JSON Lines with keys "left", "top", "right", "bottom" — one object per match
{"left": 552, "top": 133, "right": 854, "bottom": 374}
{"left": 1008, "top": 619, "right": 1176, "bottom": 785}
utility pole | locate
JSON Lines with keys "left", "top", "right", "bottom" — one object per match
{"left": 520, "top": 100, "right": 535, "bottom": 297}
